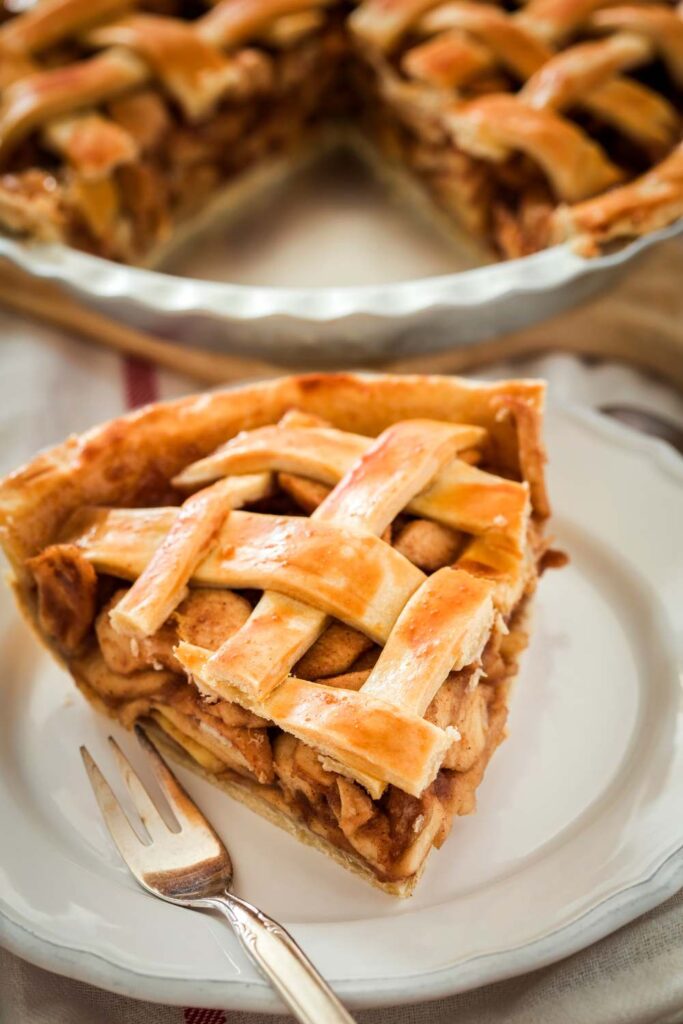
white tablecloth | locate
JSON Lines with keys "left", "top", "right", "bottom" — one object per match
{"left": 1, "top": 315, "right": 683, "bottom": 1024}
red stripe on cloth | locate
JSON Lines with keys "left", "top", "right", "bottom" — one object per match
{"left": 122, "top": 356, "right": 159, "bottom": 410}
{"left": 183, "top": 1009, "right": 227, "bottom": 1023}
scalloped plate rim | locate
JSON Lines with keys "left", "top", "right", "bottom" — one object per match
{"left": 0, "top": 397, "right": 681, "bottom": 1012}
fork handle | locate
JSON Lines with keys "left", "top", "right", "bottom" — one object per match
{"left": 206, "top": 892, "right": 356, "bottom": 1024}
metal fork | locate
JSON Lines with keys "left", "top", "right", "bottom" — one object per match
{"left": 81, "top": 725, "right": 356, "bottom": 1024}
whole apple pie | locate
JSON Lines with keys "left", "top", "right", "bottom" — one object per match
{"left": 0, "top": 0, "right": 681, "bottom": 261}
{"left": 0, "top": 373, "right": 564, "bottom": 894}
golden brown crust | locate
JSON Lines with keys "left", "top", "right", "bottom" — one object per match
{"left": 554, "top": 141, "right": 683, "bottom": 254}
{"left": 109, "top": 473, "right": 270, "bottom": 639}
{"left": 0, "top": 373, "right": 547, "bottom": 573}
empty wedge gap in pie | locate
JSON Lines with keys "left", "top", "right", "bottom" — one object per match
{"left": 0, "top": 373, "right": 567, "bottom": 895}
{"left": 0, "top": 0, "right": 681, "bottom": 261}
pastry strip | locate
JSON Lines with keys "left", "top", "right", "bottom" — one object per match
{"left": 174, "top": 423, "right": 528, "bottom": 551}
{"left": 70, "top": 507, "right": 427, "bottom": 641}
{"left": 110, "top": 473, "right": 271, "bottom": 639}
{"left": 177, "top": 642, "right": 457, "bottom": 796}
{"left": 192, "top": 420, "right": 483, "bottom": 698}
{"left": 361, "top": 568, "right": 495, "bottom": 715}
{"left": 172, "top": 422, "right": 484, "bottom": 490}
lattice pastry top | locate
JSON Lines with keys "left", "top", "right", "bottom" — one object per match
{"left": 350, "top": 0, "right": 683, "bottom": 249}
{"left": 0, "top": 0, "right": 680, "bottom": 257}
{"left": 56, "top": 405, "right": 538, "bottom": 799}
{"left": 0, "top": 0, "right": 336, "bottom": 253}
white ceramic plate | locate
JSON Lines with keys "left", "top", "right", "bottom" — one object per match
{"left": 1, "top": 401, "right": 682, "bottom": 1012}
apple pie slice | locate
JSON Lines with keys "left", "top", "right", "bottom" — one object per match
{"left": 0, "top": 373, "right": 563, "bottom": 894}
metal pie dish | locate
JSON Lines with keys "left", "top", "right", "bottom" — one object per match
{"left": 1, "top": 211, "right": 680, "bottom": 365}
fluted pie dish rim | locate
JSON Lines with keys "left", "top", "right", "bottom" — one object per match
{"left": 0, "top": 221, "right": 680, "bottom": 334}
